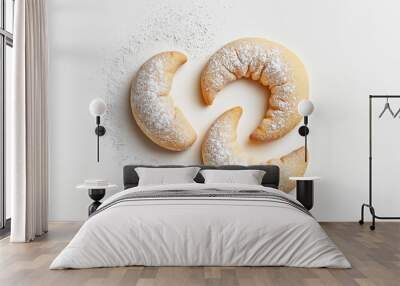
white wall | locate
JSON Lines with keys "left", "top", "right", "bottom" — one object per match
{"left": 48, "top": 0, "right": 400, "bottom": 221}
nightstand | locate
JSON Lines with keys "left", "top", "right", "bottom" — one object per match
{"left": 76, "top": 181, "right": 117, "bottom": 216}
{"left": 289, "top": 177, "right": 320, "bottom": 210}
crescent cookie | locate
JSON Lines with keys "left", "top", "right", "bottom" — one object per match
{"left": 201, "top": 38, "right": 309, "bottom": 142}
{"left": 131, "top": 51, "right": 197, "bottom": 151}
{"left": 202, "top": 106, "right": 307, "bottom": 192}
{"left": 267, "top": 147, "right": 307, "bottom": 193}
{"left": 201, "top": 107, "right": 254, "bottom": 165}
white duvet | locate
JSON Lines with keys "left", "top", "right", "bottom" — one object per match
{"left": 50, "top": 183, "right": 350, "bottom": 269}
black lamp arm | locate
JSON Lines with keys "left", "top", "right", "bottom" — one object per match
{"left": 305, "top": 130, "right": 308, "bottom": 162}
{"left": 94, "top": 116, "right": 106, "bottom": 162}
{"left": 298, "top": 116, "right": 309, "bottom": 162}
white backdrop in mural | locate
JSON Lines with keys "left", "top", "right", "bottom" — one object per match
{"left": 48, "top": 0, "right": 400, "bottom": 221}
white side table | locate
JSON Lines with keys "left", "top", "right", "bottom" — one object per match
{"left": 76, "top": 182, "right": 117, "bottom": 216}
{"left": 289, "top": 177, "right": 320, "bottom": 210}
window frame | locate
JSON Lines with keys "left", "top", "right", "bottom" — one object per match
{"left": 0, "top": 0, "right": 13, "bottom": 233}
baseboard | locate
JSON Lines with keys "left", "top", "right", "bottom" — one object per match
{"left": 48, "top": 220, "right": 85, "bottom": 224}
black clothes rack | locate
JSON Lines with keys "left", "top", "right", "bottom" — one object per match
{"left": 359, "top": 95, "right": 400, "bottom": 230}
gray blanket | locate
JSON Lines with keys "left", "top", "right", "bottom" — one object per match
{"left": 92, "top": 189, "right": 312, "bottom": 217}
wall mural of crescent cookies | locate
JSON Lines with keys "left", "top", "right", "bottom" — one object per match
{"left": 131, "top": 38, "right": 310, "bottom": 192}
{"left": 130, "top": 51, "right": 197, "bottom": 151}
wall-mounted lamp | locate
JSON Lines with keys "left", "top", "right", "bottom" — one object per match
{"left": 298, "top": 99, "right": 314, "bottom": 162}
{"left": 89, "top": 98, "right": 107, "bottom": 162}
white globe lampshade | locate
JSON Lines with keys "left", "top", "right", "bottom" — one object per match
{"left": 298, "top": 100, "right": 314, "bottom": 116}
{"left": 89, "top": 98, "right": 107, "bottom": 117}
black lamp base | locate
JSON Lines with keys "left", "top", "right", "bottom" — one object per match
{"left": 88, "top": 189, "right": 105, "bottom": 216}
{"left": 296, "top": 180, "right": 314, "bottom": 210}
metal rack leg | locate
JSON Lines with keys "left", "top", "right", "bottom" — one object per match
{"left": 359, "top": 203, "right": 376, "bottom": 230}
{"left": 369, "top": 206, "right": 376, "bottom": 231}
{"left": 359, "top": 204, "right": 365, "bottom": 225}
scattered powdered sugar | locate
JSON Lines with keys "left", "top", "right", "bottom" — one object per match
{"left": 101, "top": 1, "right": 226, "bottom": 164}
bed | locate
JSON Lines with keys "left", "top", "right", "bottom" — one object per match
{"left": 50, "top": 165, "right": 350, "bottom": 269}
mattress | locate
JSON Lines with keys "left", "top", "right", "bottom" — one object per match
{"left": 50, "top": 183, "right": 350, "bottom": 269}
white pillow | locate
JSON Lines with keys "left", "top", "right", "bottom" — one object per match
{"left": 136, "top": 167, "right": 200, "bottom": 186}
{"left": 200, "top": 169, "right": 266, "bottom": 185}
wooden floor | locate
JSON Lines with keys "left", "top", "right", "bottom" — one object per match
{"left": 0, "top": 222, "right": 399, "bottom": 286}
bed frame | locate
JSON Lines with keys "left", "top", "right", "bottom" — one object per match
{"left": 123, "top": 165, "right": 280, "bottom": 189}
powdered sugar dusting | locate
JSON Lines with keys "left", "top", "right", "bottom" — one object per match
{"left": 133, "top": 55, "right": 174, "bottom": 133}
{"left": 132, "top": 53, "right": 194, "bottom": 148}
{"left": 204, "top": 41, "right": 293, "bottom": 93}
{"left": 203, "top": 109, "right": 254, "bottom": 165}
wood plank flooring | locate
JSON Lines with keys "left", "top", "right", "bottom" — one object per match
{"left": 0, "top": 222, "right": 399, "bottom": 286}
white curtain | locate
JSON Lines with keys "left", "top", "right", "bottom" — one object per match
{"left": 8, "top": 0, "right": 48, "bottom": 242}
